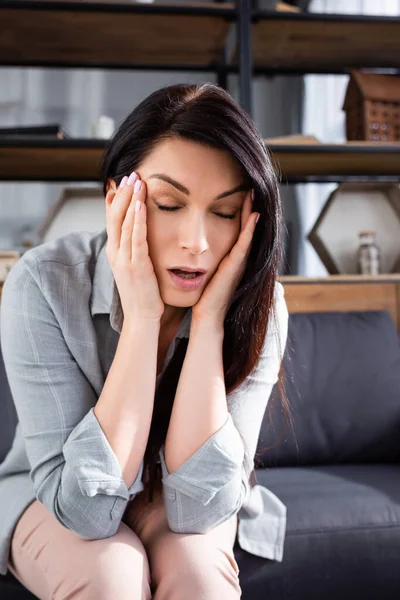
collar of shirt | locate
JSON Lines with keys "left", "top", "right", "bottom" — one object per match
{"left": 89, "top": 228, "right": 192, "bottom": 339}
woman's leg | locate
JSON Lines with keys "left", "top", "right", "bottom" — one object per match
{"left": 125, "top": 487, "right": 242, "bottom": 600}
{"left": 8, "top": 499, "right": 152, "bottom": 600}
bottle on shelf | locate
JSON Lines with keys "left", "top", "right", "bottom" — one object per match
{"left": 357, "top": 230, "right": 381, "bottom": 275}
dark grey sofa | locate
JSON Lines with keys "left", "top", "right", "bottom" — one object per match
{"left": 1, "top": 310, "right": 400, "bottom": 599}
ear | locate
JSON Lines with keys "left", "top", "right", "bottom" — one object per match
{"left": 106, "top": 178, "right": 117, "bottom": 193}
{"left": 105, "top": 178, "right": 118, "bottom": 209}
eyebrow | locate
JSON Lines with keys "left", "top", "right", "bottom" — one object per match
{"left": 148, "top": 173, "right": 248, "bottom": 201}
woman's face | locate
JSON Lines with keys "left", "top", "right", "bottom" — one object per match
{"left": 141, "top": 138, "right": 248, "bottom": 311}
{"left": 111, "top": 138, "right": 249, "bottom": 316}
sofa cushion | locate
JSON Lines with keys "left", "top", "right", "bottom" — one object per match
{"left": 257, "top": 311, "right": 400, "bottom": 467}
{"left": 235, "top": 464, "right": 400, "bottom": 599}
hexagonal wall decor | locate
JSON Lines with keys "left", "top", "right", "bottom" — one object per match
{"left": 308, "top": 182, "right": 400, "bottom": 275}
{"left": 37, "top": 186, "right": 106, "bottom": 244}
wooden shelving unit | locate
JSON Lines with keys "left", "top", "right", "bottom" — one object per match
{"left": 1, "top": 2, "right": 400, "bottom": 280}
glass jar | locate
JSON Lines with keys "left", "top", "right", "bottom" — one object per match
{"left": 357, "top": 231, "right": 380, "bottom": 275}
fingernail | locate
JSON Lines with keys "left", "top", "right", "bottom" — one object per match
{"left": 127, "top": 171, "right": 138, "bottom": 186}
{"left": 119, "top": 175, "right": 128, "bottom": 189}
{"left": 256, "top": 214, "right": 260, "bottom": 224}
{"left": 134, "top": 179, "right": 142, "bottom": 194}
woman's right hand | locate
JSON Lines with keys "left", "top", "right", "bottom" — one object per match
{"left": 105, "top": 171, "right": 165, "bottom": 323}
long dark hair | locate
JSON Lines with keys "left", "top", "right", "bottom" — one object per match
{"left": 100, "top": 83, "right": 292, "bottom": 504}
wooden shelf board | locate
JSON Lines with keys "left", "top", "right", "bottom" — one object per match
{"left": 0, "top": 2, "right": 234, "bottom": 69}
{"left": 280, "top": 274, "right": 400, "bottom": 283}
{"left": 0, "top": 140, "right": 105, "bottom": 181}
{"left": 267, "top": 143, "right": 400, "bottom": 178}
{"left": 1, "top": 140, "right": 400, "bottom": 181}
{"left": 250, "top": 12, "right": 400, "bottom": 72}
{"left": 279, "top": 276, "right": 400, "bottom": 326}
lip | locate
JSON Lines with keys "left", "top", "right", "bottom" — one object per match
{"left": 169, "top": 266, "right": 207, "bottom": 274}
{"left": 168, "top": 269, "right": 206, "bottom": 291}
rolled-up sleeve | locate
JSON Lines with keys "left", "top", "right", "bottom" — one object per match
{"left": 159, "top": 412, "right": 243, "bottom": 506}
{"left": 159, "top": 412, "right": 248, "bottom": 533}
{"left": 63, "top": 407, "right": 144, "bottom": 502}
{"left": 0, "top": 255, "right": 144, "bottom": 541}
{"left": 159, "top": 281, "right": 289, "bottom": 534}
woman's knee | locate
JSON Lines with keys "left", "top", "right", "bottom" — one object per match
{"left": 150, "top": 532, "right": 241, "bottom": 599}
{"left": 156, "top": 548, "right": 241, "bottom": 599}
{"left": 66, "top": 522, "right": 152, "bottom": 600}
{"left": 10, "top": 500, "right": 152, "bottom": 599}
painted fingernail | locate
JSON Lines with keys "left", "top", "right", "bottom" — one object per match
{"left": 256, "top": 214, "right": 260, "bottom": 224}
{"left": 134, "top": 179, "right": 142, "bottom": 194}
{"left": 119, "top": 175, "right": 128, "bottom": 189}
{"left": 127, "top": 171, "right": 138, "bottom": 186}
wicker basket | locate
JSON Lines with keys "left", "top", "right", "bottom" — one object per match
{"left": 343, "top": 70, "right": 400, "bottom": 142}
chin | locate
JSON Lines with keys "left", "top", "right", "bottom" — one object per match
{"left": 161, "top": 292, "right": 197, "bottom": 308}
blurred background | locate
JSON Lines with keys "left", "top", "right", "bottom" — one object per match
{"left": 1, "top": 0, "right": 400, "bottom": 282}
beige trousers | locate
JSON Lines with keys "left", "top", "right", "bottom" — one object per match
{"left": 8, "top": 486, "right": 241, "bottom": 599}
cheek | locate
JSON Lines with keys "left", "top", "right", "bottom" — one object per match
{"left": 218, "top": 228, "right": 239, "bottom": 254}
{"left": 145, "top": 217, "right": 157, "bottom": 256}
{"left": 146, "top": 218, "right": 169, "bottom": 264}
{"left": 210, "top": 230, "right": 239, "bottom": 269}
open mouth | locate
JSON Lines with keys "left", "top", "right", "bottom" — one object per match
{"left": 167, "top": 269, "right": 206, "bottom": 290}
{"left": 169, "top": 269, "right": 203, "bottom": 280}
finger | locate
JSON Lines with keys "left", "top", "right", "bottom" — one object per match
{"left": 119, "top": 197, "right": 136, "bottom": 261}
{"left": 105, "top": 183, "right": 123, "bottom": 258}
{"left": 230, "top": 209, "right": 258, "bottom": 268}
{"left": 106, "top": 172, "right": 138, "bottom": 256}
{"left": 240, "top": 189, "right": 253, "bottom": 233}
{"left": 131, "top": 177, "right": 150, "bottom": 265}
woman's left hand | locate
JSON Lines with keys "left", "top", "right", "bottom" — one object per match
{"left": 191, "top": 189, "right": 260, "bottom": 327}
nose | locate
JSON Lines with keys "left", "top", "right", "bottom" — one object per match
{"left": 180, "top": 212, "right": 209, "bottom": 256}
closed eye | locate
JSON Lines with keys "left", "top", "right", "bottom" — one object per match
{"left": 157, "top": 205, "right": 237, "bottom": 220}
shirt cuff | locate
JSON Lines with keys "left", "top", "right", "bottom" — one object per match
{"left": 63, "top": 407, "right": 144, "bottom": 500}
{"left": 159, "top": 412, "right": 244, "bottom": 506}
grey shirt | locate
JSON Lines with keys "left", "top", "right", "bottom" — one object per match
{"left": 0, "top": 227, "right": 289, "bottom": 577}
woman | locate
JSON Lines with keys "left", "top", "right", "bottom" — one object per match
{"left": 0, "top": 83, "right": 290, "bottom": 599}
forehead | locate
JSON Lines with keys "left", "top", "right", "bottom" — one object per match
{"left": 138, "top": 138, "right": 244, "bottom": 188}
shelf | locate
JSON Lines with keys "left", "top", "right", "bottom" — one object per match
{"left": 268, "top": 143, "right": 400, "bottom": 183}
{"left": 0, "top": 139, "right": 105, "bottom": 181}
{"left": 279, "top": 274, "right": 400, "bottom": 327}
{"left": 280, "top": 274, "right": 400, "bottom": 283}
{"left": 3, "top": 4, "right": 400, "bottom": 75}
{"left": 1, "top": 139, "right": 400, "bottom": 182}
{"left": 249, "top": 11, "right": 400, "bottom": 74}
{"left": 0, "top": 1, "right": 235, "bottom": 70}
